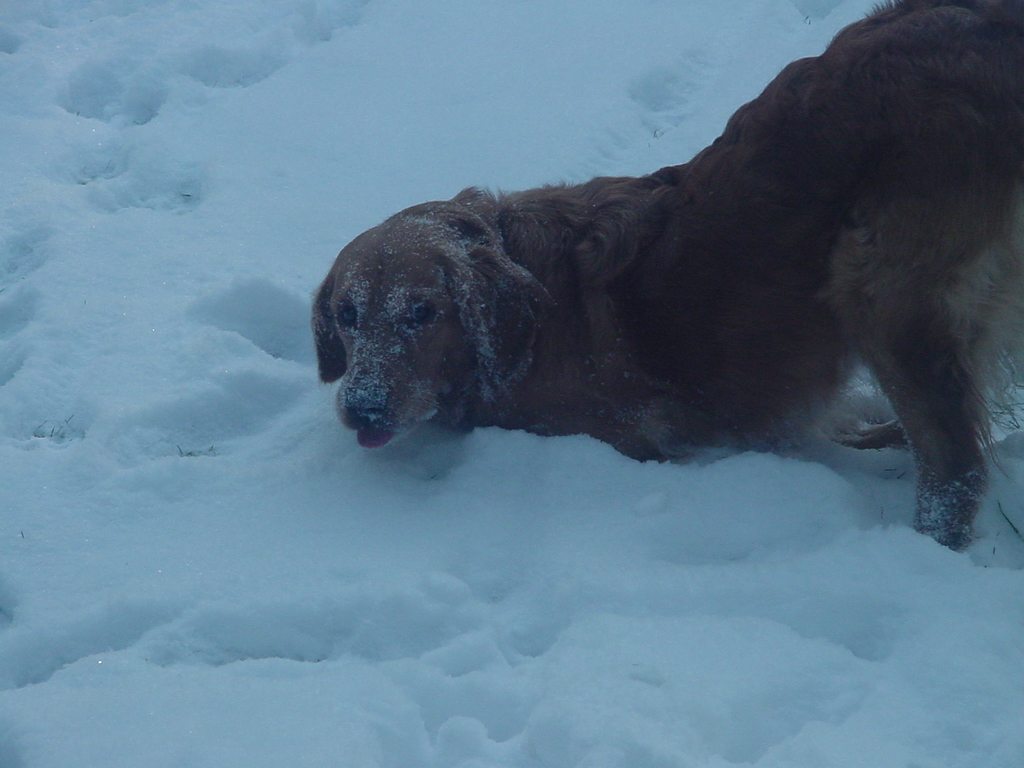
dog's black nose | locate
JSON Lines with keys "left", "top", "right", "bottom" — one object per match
{"left": 342, "top": 388, "right": 388, "bottom": 427}
{"left": 345, "top": 405, "right": 386, "bottom": 427}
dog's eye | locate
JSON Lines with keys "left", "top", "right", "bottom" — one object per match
{"left": 337, "top": 303, "right": 358, "bottom": 328}
{"left": 407, "top": 302, "right": 435, "bottom": 326}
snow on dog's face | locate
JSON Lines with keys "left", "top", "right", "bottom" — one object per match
{"left": 313, "top": 200, "right": 545, "bottom": 448}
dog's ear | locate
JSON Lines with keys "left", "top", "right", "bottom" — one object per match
{"left": 311, "top": 271, "right": 347, "bottom": 383}
{"left": 443, "top": 217, "right": 550, "bottom": 396}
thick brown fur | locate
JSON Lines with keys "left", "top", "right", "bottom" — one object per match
{"left": 314, "top": 0, "right": 1024, "bottom": 550}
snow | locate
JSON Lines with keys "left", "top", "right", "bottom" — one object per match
{"left": 1, "top": 0, "right": 1023, "bottom": 766}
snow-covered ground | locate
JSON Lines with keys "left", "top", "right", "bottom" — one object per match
{"left": 1, "top": 0, "right": 1023, "bottom": 765}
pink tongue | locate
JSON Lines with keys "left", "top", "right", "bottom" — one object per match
{"left": 357, "top": 427, "right": 395, "bottom": 449}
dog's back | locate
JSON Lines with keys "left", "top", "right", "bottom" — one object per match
{"left": 616, "top": 0, "right": 1024, "bottom": 548}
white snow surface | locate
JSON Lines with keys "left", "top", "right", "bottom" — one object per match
{"left": 1, "top": 1, "right": 1023, "bottom": 766}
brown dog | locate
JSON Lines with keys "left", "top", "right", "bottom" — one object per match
{"left": 314, "top": 0, "right": 1024, "bottom": 550}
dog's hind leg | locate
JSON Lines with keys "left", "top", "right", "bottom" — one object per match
{"left": 828, "top": 201, "right": 1009, "bottom": 550}
{"left": 861, "top": 318, "right": 988, "bottom": 550}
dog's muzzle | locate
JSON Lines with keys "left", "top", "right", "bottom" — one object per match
{"left": 340, "top": 386, "right": 395, "bottom": 448}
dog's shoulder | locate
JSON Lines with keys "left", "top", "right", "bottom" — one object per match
{"left": 470, "top": 175, "right": 673, "bottom": 290}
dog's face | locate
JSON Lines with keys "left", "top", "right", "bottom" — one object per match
{"left": 313, "top": 201, "right": 546, "bottom": 448}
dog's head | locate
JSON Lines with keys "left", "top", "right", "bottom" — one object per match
{"left": 313, "top": 199, "right": 548, "bottom": 448}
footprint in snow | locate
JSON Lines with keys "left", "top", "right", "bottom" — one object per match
{"left": 59, "top": 57, "right": 167, "bottom": 126}
{"left": 0, "top": 26, "right": 22, "bottom": 55}
{"left": 189, "top": 278, "right": 314, "bottom": 364}
{"left": 180, "top": 43, "right": 288, "bottom": 89}
{"left": 0, "top": 285, "right": 37, "bottom": 343}
{"left": 0, "top": 599, "right": 178, "bottom": 690}
{"left": 80, "top": 148, "right": 205, "bottom": 213}
{"left": 0, "top": 343, "right": 27, "bottom": 389}
{"left": 581, "top": 49, "right": 714, "bottom": 176}
{"left": 61, "top": 134, "right": 131, "bottom": 187}
{"left": 628, "top": 50, "right": 711, "bottom": 139}
{"left": 50, "top": 129, "right": 203, "bottom": 213}
{"left": 792, "top": 0, "right": 846, "bottom": 21}
{"left": 106, "top": 368, "right": 307, "bottom": 461}
{"left": 1, "top": 220, "right": 52, "bottom": 291}
{"left": 293, "top": 0, "right": 373, "bottom": 44}
{"left": 180, "top": 0, "right": 375, "bottom": 81}
{"left": 140, "top": 575, "right": 485, "bottom": 668}
{"left": 0, "top": 286, "right": 36, "bottom": 390}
